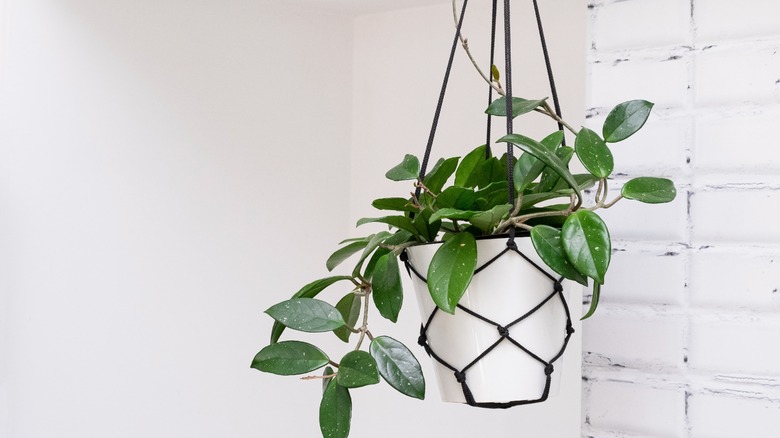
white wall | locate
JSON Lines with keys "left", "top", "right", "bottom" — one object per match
{"left": 583, "top": 0, "right": 780, "bottom": 437}
{"left": 0, "top": 1, "right": 353, "bottom": 437}
{"left": 350, "top": 2, "right": 585, "bottom": 437}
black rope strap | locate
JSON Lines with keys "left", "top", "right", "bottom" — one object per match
{"left": 531, "top": 0, "right": 566, "bottom": 145}
{"left": 402, "top": 238, "right": 575, "bottom": 409}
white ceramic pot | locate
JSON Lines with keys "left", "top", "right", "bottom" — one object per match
{"left": 404, "top": 234, "right": 578, "bottom": 406}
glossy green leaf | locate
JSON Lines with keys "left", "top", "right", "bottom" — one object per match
{"left": 320, "top": 381, "right": 351, "bottom": 438}
{"left": 352, "top": 231, "right": 392, "bottom": 276}
{"left": 498, "top": 133, "right": 582, "bottom": 203}
{"left": 369, "top": 336, "right": 425, "bottom": 399}
{"left": 455, "top": 145, "right": 489, "bottom": 187}
{"left": 581, "top": 282, "right": 601, "bottom": 320}
{"left": 423, "top": 157, "right": 459, "bottom": 194}
{"left": 469, "top": 204, "right": 512, "bottom": 233}
{"left": 326, "top": 240, "right": 368, "bottom": 272}
{"left": 427, "top": 233, "right": 477, "bottom": 314}
{"left": 575, "top": 127, "right": 614, "bottom": 178}
{"left": 372, "top": 197, "right": 418, "bottom": 213}
{"left": 412, "top": 208, "right": 440, "bottom": 243}
{"left": 485, "top": 96, "right": 547, "bottom": 118}
{"left": 622, "top": 177, "right": 676, "bottom": 204}
{"left": 266, "top": 298, "right": 345, "bottom": 333}
{"left": 251, "top": 341, "right": 329, "bottom": 375}
{"left": 473, "top": 157, "right": 505, "bottom": 189}
{"left": 602, "top": 100, "right": 654, "bottom": 143}
{"left": 337, "top": 351, "right": 380, "bottom": 388}
{"left": 537, "top": 146, "right": 574, "bottom": 193}
{"left": 429, "top": 208, "right": 478, "bottom": 223}
{"left": 436, "top": 186, "right": 477, "bottom": 210}
{"left": 333, "top": 293, "right": 361, "bottom": 343}
{"left": 363, "top": 247, "right": 390, "bottom": 280}
{"left": 271, "top": 276, "right": 354, "bottom": 343}
{"left": 385, "top": 154, "right": 420, "bottom": 181}
{"left": 530, "top": 225, "right": 588, "bottom": 286}
{"left": 514, "top": 131, "right": 564, "bottom": 192}
{"left": 372, "top": 253, "right": 403, "bottom": 323}
{"left": 562, "top": 210, "right": 611, "bottom": 284}
{"left": 552, "top": 173, "right": 598, "bottom": 193}
{"left": 356, "top": 216, "right": 419, "bottom": 238}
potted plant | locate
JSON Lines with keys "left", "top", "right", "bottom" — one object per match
{"left": 250, "top": 93, "right": 676, "bottom": 436}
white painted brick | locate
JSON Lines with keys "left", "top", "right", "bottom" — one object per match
{"left": 596, "top": 187, "right": 687, "bottom": 242}
{"left": 689, "top": 393, "right": 780, "bottom": 438}
{"left": 592, "top": 0, "right": 689, "bottom": 51}
{"left": 589, "top": 57, "right": 689, "bottom": 110}
{"left": 587, "top": 380, "right": 685, "bottom": 437}
{"left": 602, "top": 249, "right": 685, "bottom": 305}
{"left": 695, "top": 0, "right": 780, "bottom": 43}
{"left": 585, "top": 113, "right": 689, "bottom": 173}
{"left": 694, "top": 108, "right": 780, "bottom": 171}
{"left": 689, "top": 316, "right": 780, "bottom": 377}
{"left": 694, "top": 47, "right": 780, "bottom": 106}
{"left": 691, "top": 189, "right": 780, "bottom": 245}
{"left": 583, "top": 313, "right": 685, "bottom": 370}
{"left": 690, "top": 248, "right": 780, "bottom": 311}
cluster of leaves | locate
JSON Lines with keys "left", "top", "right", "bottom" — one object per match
{"left": 251, "top": 97, "right": 676, "bottom": 438}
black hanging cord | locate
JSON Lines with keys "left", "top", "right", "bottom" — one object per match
{"left": 484, "top": 0, "right": 498, "bottom": 159}
{"left": 414, "top": 0, "right": 470, "bottom": 202}
{"left": 532, "top": 0, "right": 566, "bottom": 145}
{"left": 502, "top": 0, "right": 516, "bottom": 242}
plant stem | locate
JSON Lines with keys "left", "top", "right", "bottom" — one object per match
{"left": 452, "top": 0, "right": 504, "bottom": 96}
{"left": 602, "top": 194, "right": 623, "bottom": 209}
{"left": 301, "top": 373, "right": 337, "bottom": 381}
{"left": 354, "top": 291, "right": 372, "bottom": 351}
{"left": 328, "top": 360, "right": 340, "bottom": 368}
{"left": 539, "top": 101, "right": 579, "bottom": 136}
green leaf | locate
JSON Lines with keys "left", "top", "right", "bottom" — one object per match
{"left": 602, "top": 100, "right": 654, "bottom": 143}
{"left": 514, "top": 131, "right": 564, "bottom": 192}
{"left": 455, "top": 145, "right": 489, "bottom": 187}
{"left": 622, "top": 177, "right": 676, "bottom": 204}
{"left": 436, "top": 186, "right": 477, "bottom": 210}
{"left": 337, "top": 351, "right": 380, "bottom": 388}
{"left": 486, "top": 96, "right": 547, "bottom": 118}
{"left": 322, "top": 366, "right": 335, "bottom": 394}
{"left": 498, "top": 133, "right": 582, "bottom": 204}
{"left": 491, "top": 64, "right": 500, "bottom": 82}
{"left": 423, "top": 157, "right": 459, "bottom": 194}
{"left": 333, "top": 293, "right": 361, "bottom": 343}
{"left": 581, "top": 282, "right": 601, "bottom": 320}
{"left": 271, "top": 276, "right": 354, "bottom": 343}
{"left": 363, "top": 247, "right": 390, "bottom": 280}
{"left": 385, "top": 154, "right": 420, "bottom": 181}
{"left": 372, "top": 197, "right": 418, "bottom": 213}
{"left": 369, "top": 336, "right": 425, "bottom": 400}
{"left": 530, "top": 225, "right": 588, "bottom": 286}
{"left": 266, "top": 298, "right": 345, "bottom": 333}
{"left": 427, "top": 233, "right": 477, "bottom": 314}
{"left": 372, "top": 253, "right": 403, "bottom": 323}
{"left": 468, "top": 204, "right": 512, "bottom": 233}
{"left": 537, "top": 146, "right": 574, "bottom": 193}
{"left": 552, "top": 173, "right": 598, "bottom": 193}
{"left": 575, "top": 127, "right": 614, "bottom": 178}
{"left": 351, "top": 231, "right": 392, "bottom": 276}
{"left": 412, "top": 208, "right": 440, "bottom": 243}
{"left": 429, "top": 208, "right": 478, "bottom": 223}
{"left": 326, "top": 240, "right": 369, "bottom": 272}
{"left": 356, "top": 216, "right": 419, "bottom": 238}
{"left": 319, "top": 381, "right": 351, "bottom": 438}
{"left": 251, "top": 341, "right": 329, "bottom": 375}
{"left": 473, "top": 157, "right": 505, "bottom": 189}
{"left": 562, "top": 210, "right": 611, "bottom": 284}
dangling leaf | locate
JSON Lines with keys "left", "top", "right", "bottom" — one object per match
{"left": 372, "top": 253, "right": 403, "bottom": 322}
{"left": 455, "top": 145, "right": 490, "bottom": 187}
{"left": 333, "top": 293, "right": 361, "bottom": 343}
{"left": 266, "top": 298, "right": 345, "bottom": 333}
{"left": 423, "top": 157, "right": 459, "bottom": 194}
{"left": 602, "top": 100, "right": 654, "bottom": 143}
{"left": 581, "top": 282, "right": 601, "bottom": 320}
{"left": 251, "top": 341, "right": 329, "bottom": 375}
{"left": 372, "top": 197, "right": 418, "bottom": 213}
{"left": 326, "top": 240, "right": 369, "bottom": 272}
{"left": 485, "top": 96, "right": 547, "bottom": 118}
{"left": 468, "top": 204, "right": 512, "bottom": 233}
{"left": 427, "top": 233, "right": 477, "bottom": 314}
{"left": 436, "top": 186, "right": 477, "bottom": 210}
{"left": 561, "top": 210, "right": 611, "bottom": 284}
{"left": 385, "top": 154, "right": 420, "bottom": 181}
{"left": 575, "top": 128, "right": 614, "bottom": 178}
{"left": 356, "top": 216, "right": 419, "bottom": 238}
{"left": 337, "top": 351, "right": 380, "bottom": 388}
{"left": 369, "top": 336, "right": 425, "bottom": 399}
{"left": 530, "top": 225, "right": 588, "bottom": 286}
{"left": 622, "top": 177, "right": 676, "bottom": 204}
{"left": 351, "top": 231, "right": 392, "bottom": 276}
{"left": 319, "top": 381, "right": 352, "bottom": 438}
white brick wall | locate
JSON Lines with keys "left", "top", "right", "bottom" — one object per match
{"left": 584, "top": 0, "right": 780, "bottom": 436}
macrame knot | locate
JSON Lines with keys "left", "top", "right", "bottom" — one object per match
{"left": 506, "top": 239, "right": 517, "bottom": 250}
{"left": 418, "top": 334, "right": 428, "bottom": 346}
{"left": 566, "top": 324, "right": 575, "bottom": 335}
{"left": 399, "top": 250, "right": 409, "bottom": 262}
{"left": 497, "top": 326, "right": 509, "bottom": 338}
{"left": 553, "top": 281, "right": 563, "bottom": 292}
{"left": 544, "top": 364, "right": 554, "bottom": 376}
{"left": 454, "top": 371, "right": 467, "bottom": 383}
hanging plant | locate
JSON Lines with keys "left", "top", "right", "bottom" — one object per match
{"left": 251, "top": 0, "right": 676, "bottom": 436}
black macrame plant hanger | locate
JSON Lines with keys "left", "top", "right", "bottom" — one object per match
{"left": 402, "top": 0, "right": 575, "bottom": 409}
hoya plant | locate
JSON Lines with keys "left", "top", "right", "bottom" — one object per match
{"left": 251, "top": 95, "right": 676, "bottom": 437}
